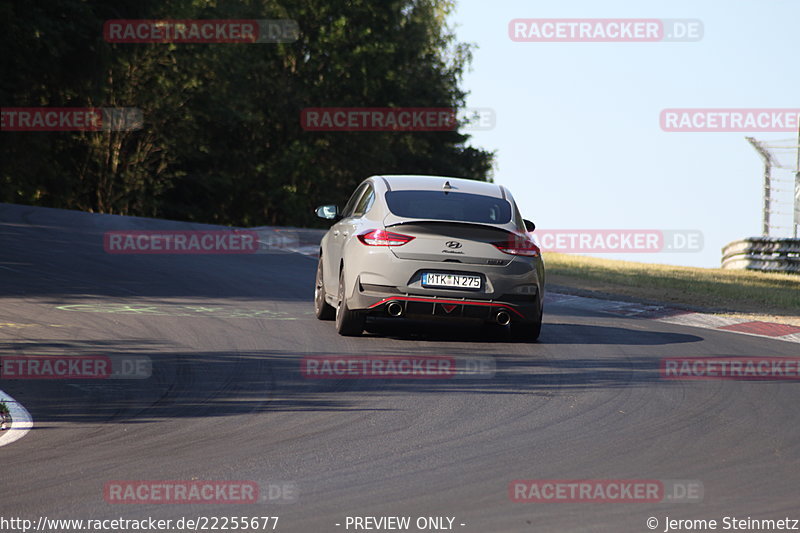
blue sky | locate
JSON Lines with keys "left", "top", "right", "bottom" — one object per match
{"left": 451, "top": 0, "right": 799, "bottom": 267}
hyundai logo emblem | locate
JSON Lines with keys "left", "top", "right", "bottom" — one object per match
{"left": 445, "top": 241, "right": 462, "bottom": 249}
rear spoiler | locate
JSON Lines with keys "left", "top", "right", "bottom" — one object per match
{"left": 383, "top": 218, "right": 521, "bottom": 234}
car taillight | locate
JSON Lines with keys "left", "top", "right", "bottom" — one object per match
{"left": 358, "top": 229, "right": 415, "bottom": 246}
{"left": 493, "top": 233, "right": 540, "bottom": 256}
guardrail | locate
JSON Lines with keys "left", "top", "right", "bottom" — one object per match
{"left": 721, "top": 237, "right": 800, "bottom": 274}
{"left": 251, "top": 226, "right": 326, "bottom": 257}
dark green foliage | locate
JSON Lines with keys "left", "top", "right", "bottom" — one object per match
{"left": 1, "top": 0, "right": 494, "bottom": 227}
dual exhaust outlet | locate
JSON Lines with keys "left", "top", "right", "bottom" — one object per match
{"left": 384, "top": 300, "right": 511, "bottom": 326}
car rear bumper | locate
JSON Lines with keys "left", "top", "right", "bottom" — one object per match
{"left": 350, "top": 281, "right": 542, "bottom": 323}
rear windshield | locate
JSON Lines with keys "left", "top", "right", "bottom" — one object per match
{"left": 385, "top": 190, "right": 512, "bottom": 224}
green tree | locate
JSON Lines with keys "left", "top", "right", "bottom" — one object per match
{"left": 1, "top": 0, "right": 495, "bottom": 226}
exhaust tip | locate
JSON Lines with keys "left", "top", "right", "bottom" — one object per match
{"left": 495, "top": 310, "right": 511, "bottom": 326}
{"left": 386, "top": 301, "right": 404, "bottom": 317}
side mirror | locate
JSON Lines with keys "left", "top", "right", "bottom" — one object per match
{"left": 315, "top": 204, "right": 340, "bottom": 220}
{"left": 523, "top": 219, "right": 536, "bottom": 232}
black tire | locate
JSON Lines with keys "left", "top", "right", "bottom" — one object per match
{"left": 314, "top": 257, "right": 335, "bottom": 320}
{"left": 335, "top": 268, "right": 365, "bottom": 336}
{"left": 482, "top": 322, "right": 509, "bottom": 341}
{"left": 511, "top": 303, "right": 543, "bottom": 342}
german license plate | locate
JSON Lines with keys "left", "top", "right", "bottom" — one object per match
{"left": 422, "top": 272, "right": 481, "bottom": 289}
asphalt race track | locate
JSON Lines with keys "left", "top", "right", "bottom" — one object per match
{"left": 1, "top": 203, "right": 798, "bottom": 533}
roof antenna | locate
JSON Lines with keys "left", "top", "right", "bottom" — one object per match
{"left": 443, "top": 180, "right": 454, "bottom": 194}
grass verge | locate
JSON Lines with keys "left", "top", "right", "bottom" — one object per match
{"left": 544, "top": 253, "right": 800, "bottom": 325}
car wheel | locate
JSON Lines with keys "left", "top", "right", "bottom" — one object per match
{"left": 482, "top": 322, "right": 508, "bottom": 340}
{"left": 314, "top": 256, "right": 335, "bottom": 320}
{"left": 335, "top": 268, "right": 365, "bottom": 336}
{"left": 511, "top": 304, "right": 543, "bottom": 342}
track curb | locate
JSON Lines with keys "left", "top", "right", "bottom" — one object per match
{"left": 0, "top": 390, "right": 33, "bottom": 447}
{"left": 545, "top": 292, "right": 800, "bottom": 344}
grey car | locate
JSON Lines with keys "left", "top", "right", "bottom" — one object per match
{"left": 314, "top": 175, "right": 545, "bottom": 340}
